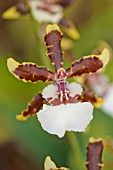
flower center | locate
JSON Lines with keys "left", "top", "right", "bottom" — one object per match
{"left": 42, "top": 68, "right": 83, "bottom": 106}
{"left": 55, "top": 68, "right": 69, "bottom": 102}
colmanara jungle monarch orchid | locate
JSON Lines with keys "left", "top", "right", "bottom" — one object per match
{"left": 2, "top": 0, "right": 80, "bottom": 40}
{"left": 7, "top": 24, "right": 109, "bottom": 138}
{"left": 85, "top": 72, "right": 113, "bottom": 118}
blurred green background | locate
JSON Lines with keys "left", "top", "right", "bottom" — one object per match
{"left": 1, "top": 0, "right": 113, "bottom": 169}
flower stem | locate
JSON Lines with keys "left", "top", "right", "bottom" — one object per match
{"left": 29, "top": 10, "right": 51, "bottom": 68}
{"left": 66, "top": 132, "right": 86, "bottom": 170}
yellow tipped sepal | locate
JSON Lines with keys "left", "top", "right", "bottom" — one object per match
{"left": 2, "top": 6, "right": 21, "bottom": 19}
{"left": 44, "top": 157, "right": 57, "bottom": 170}
{"left": 7, "top": 58, "right": 19, "bottom": 73}
{"left": 94, "top": 97, "right": 104, "bottom": 108}
{"left": 83, "top": 48, "right": 110, "bottom": 71}
{"left": 44, "top": 156, "right": 70, "bottom": 170}
{"left": 16, "top": 114, "right": 29, "bottom": 121}
{"left": 63, "top": 21, "right": 80, "bottom": 40}
{"left": 89, "top": 137, "right": 103, "bottom": 143}
{"left": 46, "top": 24, "right": 63, "bottom": 35}
{"left": 100, "top": 48, "right": 110, "bottom": 67}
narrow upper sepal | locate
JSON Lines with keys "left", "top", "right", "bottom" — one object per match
{"left": 7, "top": 58, "right": 54, "bottom": 82}
{"left": 16, "top": 93, "right": 46, "bottom": 121}
{"left": 66, "top": 48, "right": 110, "bottom": 78}
{"left": 45, "top": 24, "right": 63, "bottom": 71}
{"left": 46, "top": 24, "right": 63, "bottom": 35}
{"left": 86, "top": 138, "right": 104, "bottom": 170}
{"left": 44, "top": 156, "right": 70, "bottom": 170}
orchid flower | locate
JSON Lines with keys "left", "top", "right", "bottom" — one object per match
{"left": 44, "top": 156, "right": 69, "bottom": 170}
{"left": 2, "top": 0, "right": 80, "bottom": 40}
{"left": 85, "top": 72, "right": 113, "bottom": 118}
{"left": 7, "top": 24, "right": 109, "bottom": 137}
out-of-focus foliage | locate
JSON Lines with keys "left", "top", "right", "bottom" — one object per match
{"left": 1, "top": 0, "right": 113, "bottom": 170}
{"left": 0, "top": 141, "right": 40, "bottom": 170}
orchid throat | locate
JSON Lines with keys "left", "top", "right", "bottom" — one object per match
{"left": 55, "top": 68, "right": 69, "bottom": 102}
{"left": 48, "top": 67, "right": 78, "bottom": 104}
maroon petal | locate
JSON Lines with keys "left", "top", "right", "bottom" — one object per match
{"left": 78, "top": 89, "right": 103, "bottom": 108}
{"left": 86, "top": 138, "right": 104, "bottom": 170}
{"left": 7, "top": 58, "right": 54, "bottom": 82}
{"left": 16, "top": 93, "right": 46, "bottom": 120}
{"left": 66, "top": 49, "right": 109, "bottom": 78}
{"left": 44, "top": 24, "right": 63, "bottom": 71}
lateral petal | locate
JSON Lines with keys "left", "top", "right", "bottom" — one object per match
{"left": 7, "top": 58, "right": 54, "bottom": 82}
{"left": 66, "top": 49, "right": 110, "bottom": 78}
{"left": 67, "top": 82, "right": 83, "bottom": 97}
{"left": 16, "top": 93, "right": 46, "bottom": 121}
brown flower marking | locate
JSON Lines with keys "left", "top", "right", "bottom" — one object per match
{"left": 7, "top": 58, "right": 54, "bottom": 82}
{"left": 16, "top": 93, "right": 46, "bottom": 120}
{"left": 45, "top": 27, "right": 63, "bottom": 71}
{"left": 78, "top": 90, "right": 103, "bottom": 108}
{"left": 66, "top": 56, "right": 103, "bottom": 78}
{"left": 86, "top": 138, "right": 104, "bottom": 170}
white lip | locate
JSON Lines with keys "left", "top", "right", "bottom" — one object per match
{"left": 29, "top": 0, "right": 63, "bottom": 23}
{"left": 37, "top": 102, "right": 93, "bottom": 138}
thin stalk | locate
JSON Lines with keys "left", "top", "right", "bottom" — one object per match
{"left": 67, "top": 132, "right": 86, "bottom": 170}
{"left": 29, "top": 10, "right": 51, "bottom": 68}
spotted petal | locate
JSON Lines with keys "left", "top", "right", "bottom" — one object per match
{"left": 45, "top": 24, "right": 63, "bottom": 71}
{"left": 16, "top": 93, "right": 46, "bottom": 121}
{"left": 7, "top": 58, "right": 54, "bottom": 82}
{"left": 78, "top": 90, "right": 103, "bottom": 108}
{"left": 66, "top": 48, "right": 110, "bottom": 78}
{"left": 37, "top": 102, "right": 93, "bottom": 138}
{"left": 86, "top": 138, "right": 103, "bottom": 170}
